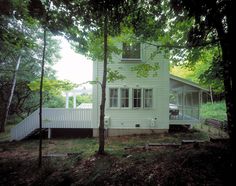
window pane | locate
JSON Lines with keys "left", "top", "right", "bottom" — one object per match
{"left": 122, "top": 43, "right": 141, "bottom": 59}
{"left": 133, "top": 89, "right": 141, "bottom": 108}
{"left": 144, "top": 89, "right": 153, "bottom": 108}
{"left": 110, "top": 88, "right": 118, "bottom": 107}
{"left": 121, "top": 88, "right": 129, "bottom": 108}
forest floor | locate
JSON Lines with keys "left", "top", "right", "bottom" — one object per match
{"left": 0, "top": 126, "right": 232, "bottom": 186}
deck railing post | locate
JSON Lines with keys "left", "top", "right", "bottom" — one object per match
{"left": 66, "top": 93, "right": 69, "bottom": 108}
{"left": 48, "top": 128, "right": 51, "bottom": 139}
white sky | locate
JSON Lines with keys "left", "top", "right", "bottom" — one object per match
{"left": 53, "top": 37, "right": 93, "bottom": 88}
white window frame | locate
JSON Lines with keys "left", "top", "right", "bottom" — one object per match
{"left": 120, "top": 88, "right": 130, "bottom": 108}
{"left": 143, "top": 88, "right": 153, "bottom": 108}
{"left": 108, "top": 87, "right": 154, "bottom": 110}
{"left": 122, "top": 42, "right": 142, "bottom": 61}
{"left": 109, "top": 88, "right": 118, "bottom": 108}
{"left": 132, "top": 88, "right": 142, "bottom": 109}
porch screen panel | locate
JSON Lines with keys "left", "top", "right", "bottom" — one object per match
{"left": 109, "top": 88, "right": 118, "bottom": 107}
{"left": 133, "top": 89, "right": 142, "bottom": 108}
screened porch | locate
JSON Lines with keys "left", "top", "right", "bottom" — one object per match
{"left": 169, "top": 75, "right": 208, "bottom": 125}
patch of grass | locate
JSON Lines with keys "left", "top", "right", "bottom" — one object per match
{"left": 42, "top": 138, "right": 99, "bottom": 158}
{"left": 193, "top": 123, "right": 229, "bottom": 139}
{"left": 0, "top": 130, "right": 210, "bottom": 159}
{"left": 200, "top": 101, "right": 226, "bottom": 121}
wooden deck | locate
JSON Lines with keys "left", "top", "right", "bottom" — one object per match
{"left": 10, "top": 108, "right": 92, "bottom": 141}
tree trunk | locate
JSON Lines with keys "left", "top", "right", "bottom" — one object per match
{"left": 38, "top": 28, "right": 47, "bottom": 168}
{"left": 221, "top": 39, "right": 235, "bottom": 184}
{"left": 98, "top": 14, "right": 108, "bottom": 155}
{"left": 214, "top": 8, "right": 235, "bottom": 181}
{"left": 0, "top": 55, "right": 21, "bottom": 132}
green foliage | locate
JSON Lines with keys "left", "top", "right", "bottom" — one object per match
{"left": 0, "top": 6, "right": 62, "bottom": 127}
{"left": 107, "top": 68, "right": 126, "bottom": 83}
{"left": 43, "top": 95, "right": 65, "bottom": 108}
{"left": 131, "top": 63, "right": 160, "bottom": 78}
{"left": 76, "top": 94, "right": 92, "bottom": 104}
{"left": 76, "top": 33, "right": 122, "bottom": 62}
{"left": 28, "top": 78, "right": 77, "bottom": 96}
{"left": 200, "top": 101, "right": 227, "bottom": 121}
{"left": 168, "top": 0, "right": 234, "bottom": 132}
{"left": 170, "top": 47, "right": 224, "bottom": 93}
{"left": 67, "top": 94, "right": 92, "bottom": 108}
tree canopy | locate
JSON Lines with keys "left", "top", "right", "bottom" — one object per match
{"left": 1, "top": 0, "right": 234, "bottom": 160}
{"left": 0, "top": 0, "right": 76, "bottom": 131}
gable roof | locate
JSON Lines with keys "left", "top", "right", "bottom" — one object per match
{"left": 170, "top": 74, "right": 209, "bottom": 92}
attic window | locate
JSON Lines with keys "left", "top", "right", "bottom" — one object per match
{"left": 122, "top": 42, "right": 141, "bottom": 60}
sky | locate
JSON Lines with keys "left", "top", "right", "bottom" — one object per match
{"left": 53, "top": 37, "right": 93, "bottom": 93}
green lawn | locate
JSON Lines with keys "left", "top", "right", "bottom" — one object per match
{"left": 0, "top": 130, "right": 209, "bottom": 158}
{"left": 200, "top": 101, "right": 226, "bottom": 121}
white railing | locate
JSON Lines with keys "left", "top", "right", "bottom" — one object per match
{"left": 42, "top": 108, "right": 92, "bottom": 128}
{"left": 11, "top": 108, "right": 92, "bottom": 141}
{"left": 169, "top": 106, "right": 199, "bottom": 121}
{"left": 11, "top": 109, "right": 40, "bottom": 141}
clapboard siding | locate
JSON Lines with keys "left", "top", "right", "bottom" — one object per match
{"left": 93, "top": 42, "right": 169, "bottom": 129}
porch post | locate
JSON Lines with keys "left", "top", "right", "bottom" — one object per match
{"left": 198, "top": 91, "right": 202, "bottom": 120}
{"left": 73, "top": 93, "right": 76, "bottom": 108}
{"left": 48, "top": 128, "right": 51, "bottom": 139}
{"left": 66, "top": 92, "right": 69, "bottom": 108}
{"left": 182, "top": 86, "right": 185, "bottom": 120}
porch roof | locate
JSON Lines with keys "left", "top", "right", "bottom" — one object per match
{"left": 170, "top": 74, "right": 209, "bottom": 92}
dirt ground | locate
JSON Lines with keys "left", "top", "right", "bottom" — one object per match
{"left": 0, "top": 138, "right": 233, "bottom": 186}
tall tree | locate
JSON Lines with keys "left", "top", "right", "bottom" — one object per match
{"left": 0, "top": 21, "right": 61, "bottom": 132}
{"left": 161, "top": 0, "right": 235, "bottom": 178}
{"left": 0, "top": 2, "right": 34, "bottom": 132}
{"left": 43, "top": 0, "right": 143, "bottom": 154}
{"left": 38, "top": 27, "right": 46, "bottom": 167}
{"left": 170, "top": 0, "right": 235, "bottom": 154}
{"left": 1, "top": 55, "right": 21, "bottom": 132}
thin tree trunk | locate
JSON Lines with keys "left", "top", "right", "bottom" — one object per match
{"left": 220, "top": 38, "right": 234, "bottom": 142}
{"left": 98, "top": 13, "right": 108, "bottom": 155}
{"left": 38, "top": 28, "right": 47, "bottom": 168}
{"left": 0, "top": 55, "right": 21, "bottom": 132}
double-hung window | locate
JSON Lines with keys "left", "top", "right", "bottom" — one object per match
{"left": 109, "top": 87, "right": 153, "bottom": 109}
{"left": 133, "top": 88, "right": 142, "bottom": 108}
{"left": 109, "top": 88, "right": 118, "bottom": 107}
{"left": 120, "top": 88, "right": 129, "bottom": 108}
{"left": 144, "top": 89, "right": 153, "bottom": 108}
{"left": 122, "top": 42, "right": 141, "bottom": 60}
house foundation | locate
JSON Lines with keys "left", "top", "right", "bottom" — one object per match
{"left": 92, "top": 128, "right": 168, "bottom": 137}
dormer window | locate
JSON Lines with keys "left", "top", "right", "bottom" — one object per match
{"left": 122, "top": 42, "right": 141, "bottom": 60}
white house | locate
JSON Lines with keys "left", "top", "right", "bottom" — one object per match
{"left": 10, "top": 41, "right": 208, "bottom": 140}
{"left": 92, "top": 41, "right": 208, "bottom": 136}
